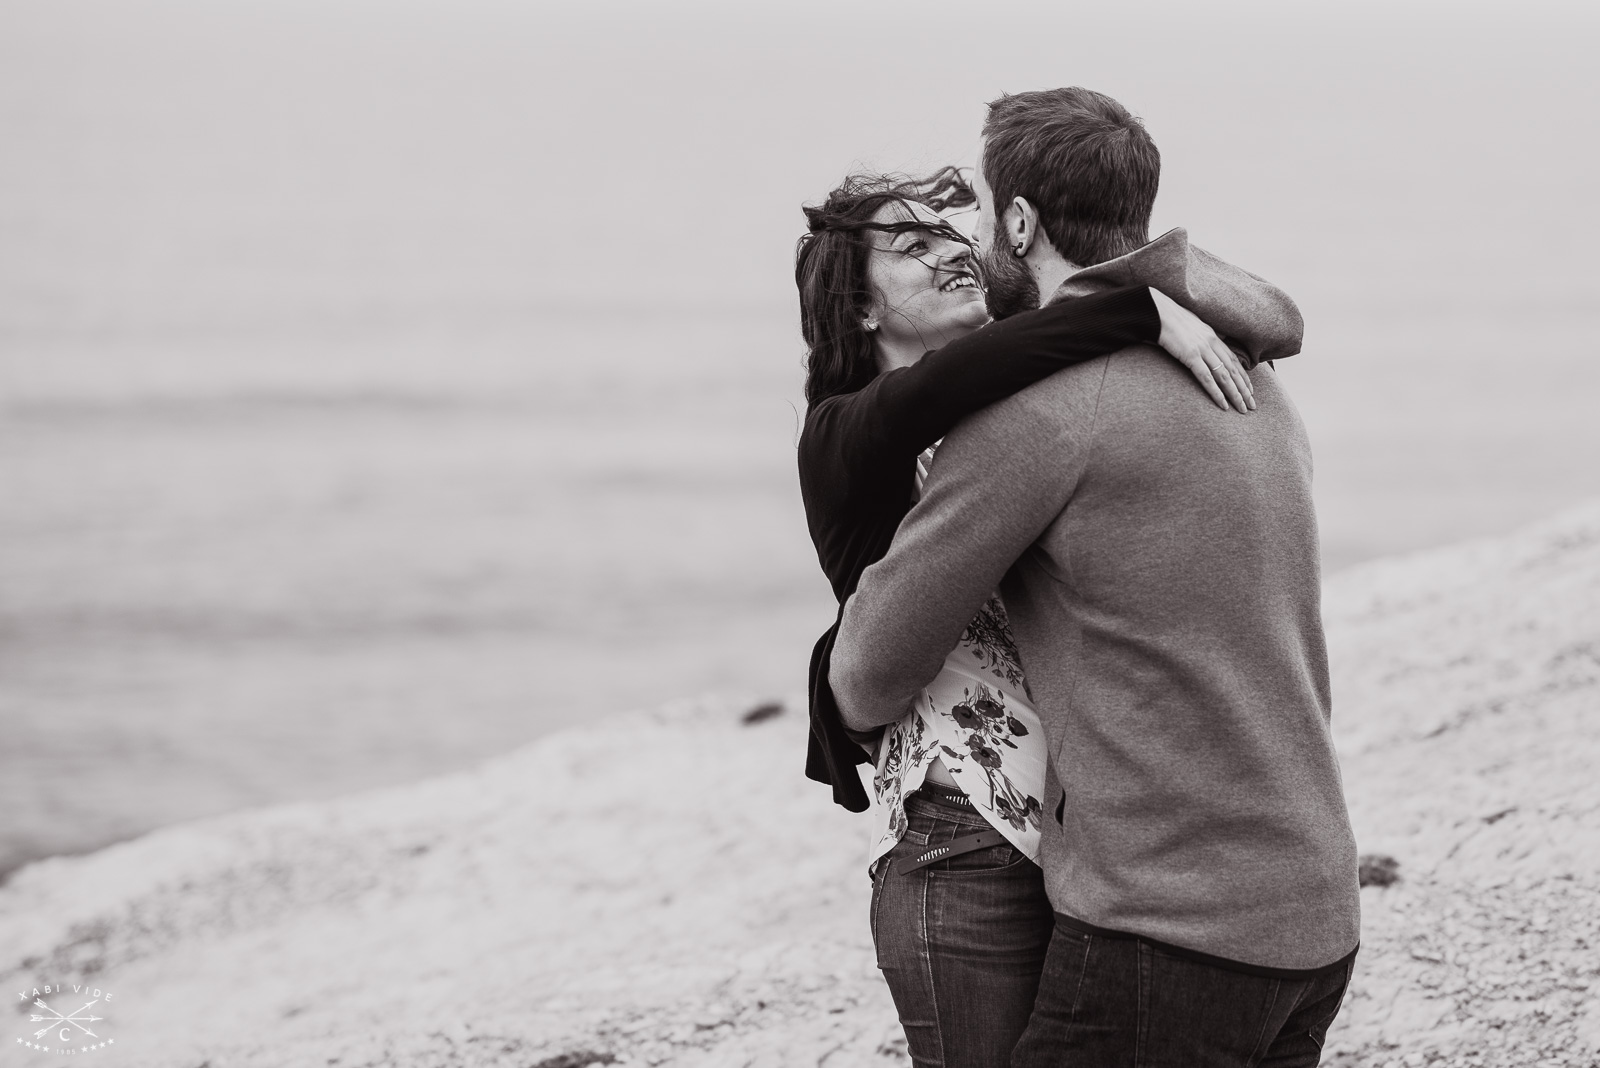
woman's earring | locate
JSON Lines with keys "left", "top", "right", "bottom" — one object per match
{"left": 1014, "top": 243, "right": 1026, "bottom": 257}
{"left": 863, "top": 318, "right": 879, "bottom": 332}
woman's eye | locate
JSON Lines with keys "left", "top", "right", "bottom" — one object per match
{"left": 904, "top": 240, "right": 928, "bottom": 255}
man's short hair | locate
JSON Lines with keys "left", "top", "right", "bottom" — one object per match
{"left": 981, "top": 87, "right": 1160, "bottom": 266}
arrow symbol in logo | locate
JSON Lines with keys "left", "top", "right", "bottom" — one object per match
{"left": 29, "top": 998, "right": 102, "bottom": 1040}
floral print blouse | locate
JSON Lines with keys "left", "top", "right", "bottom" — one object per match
{"left": 866, "top": 449, "right": 1047, "bottom": 868}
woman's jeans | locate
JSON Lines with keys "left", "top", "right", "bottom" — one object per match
{"left": 869, "top": 784, "right": 1054, "bottom": 1068}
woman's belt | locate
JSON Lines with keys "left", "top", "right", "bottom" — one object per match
{"left": 891, "top": 828, "right": 1009, "bottom": 876}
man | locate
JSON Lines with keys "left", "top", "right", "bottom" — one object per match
{"left": 831, "top": 87, "right": 1361, "bottom": 1065}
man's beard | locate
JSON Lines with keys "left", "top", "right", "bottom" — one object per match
{"left": 977, "top": 242, "right": 1040, "bottom": 321}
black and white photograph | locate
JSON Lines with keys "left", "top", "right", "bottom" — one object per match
{"left": 2, "top": 1, "right": 1598, "bottom": 1065}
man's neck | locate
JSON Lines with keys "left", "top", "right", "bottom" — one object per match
{"left": 1030, "top": 254, "right": 1082, "bottom": 309}
{"left": 1029, "top": 234, "right": 1152, "bottom": 307}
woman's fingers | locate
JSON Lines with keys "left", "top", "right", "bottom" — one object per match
{"left": 1221, "top": 341, "right": 1255, "bottom": 407}
{"left": 1202, "top": 341, "right": 1249, "bottom": 414}
{"left": 1180, "top": 350, "right": 1231, "bottom": 410}
{"left": 1212, "top": 356, "right": 1249, "bottom": 414}
{"left": 1213, "top": 340, "right": 1255, "bottom": 412}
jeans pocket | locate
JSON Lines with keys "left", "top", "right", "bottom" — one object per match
{"left": 1306, "top": 955, "right": 1359, "bottom": 1049}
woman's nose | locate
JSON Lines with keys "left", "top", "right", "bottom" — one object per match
{"left": 937, "top": 240, "right": 972, "bottom": 270}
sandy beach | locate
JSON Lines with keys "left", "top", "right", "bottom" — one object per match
{"left": 3, "top": 501, "right": 1597, "bottom": 1067}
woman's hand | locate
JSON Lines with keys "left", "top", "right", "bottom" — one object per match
{"left": 1149, "top": 288, "right": 1255, "bottom": 413}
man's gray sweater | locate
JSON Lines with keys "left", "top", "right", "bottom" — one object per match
{"left": 832, "top": 230, "right": 1361, "bottom": 972}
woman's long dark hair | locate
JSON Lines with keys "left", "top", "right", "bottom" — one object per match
{"left": 795, "top": 167, "right": 976, "bottom": 406}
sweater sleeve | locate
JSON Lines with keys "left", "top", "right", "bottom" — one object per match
{"left": 810, "top": 286, "right": 1158, "bottom": 492}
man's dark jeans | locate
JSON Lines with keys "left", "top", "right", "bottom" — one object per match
{"left": 1011, "top": 916, "right": 1356, "bottom": 1068}
{"left": 870, "top": 786, "right": 1055, "bottom": 1068}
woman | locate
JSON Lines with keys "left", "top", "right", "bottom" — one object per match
{"left": 794, "top": 170, "right": 1269, "bottom": 1067}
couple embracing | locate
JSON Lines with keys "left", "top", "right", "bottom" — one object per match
{"left": 793, "top": 88, "right": 1360, "bottom": 1067}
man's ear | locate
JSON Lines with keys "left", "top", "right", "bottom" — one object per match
{"left": 1003, "top": 197, "right": 1041, "bottom": 258}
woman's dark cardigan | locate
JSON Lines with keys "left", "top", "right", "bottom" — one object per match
{"left": 797, "top": 287, "right": 1162, "bottom": 812}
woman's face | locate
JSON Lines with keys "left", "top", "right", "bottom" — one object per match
{"left": 863, "top": 200, "right": 988, "bottom": 367}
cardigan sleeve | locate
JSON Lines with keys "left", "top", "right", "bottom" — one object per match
{"left": 806, "top": 286, "right": 1159, "bottom": 501}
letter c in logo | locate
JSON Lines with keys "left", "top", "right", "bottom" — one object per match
{"left": 60, "top": 1027, "right": 71, "bottom": 1042}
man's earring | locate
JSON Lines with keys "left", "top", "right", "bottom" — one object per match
{"left": 1014, "top": 243, "right": 1026, "bottom": 257}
